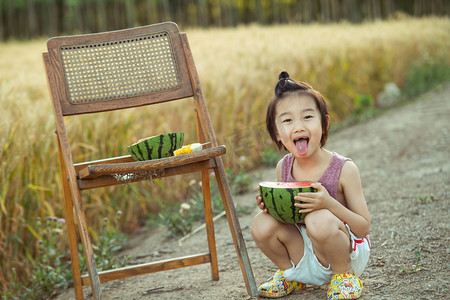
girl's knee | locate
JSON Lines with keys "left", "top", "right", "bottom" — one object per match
{"left": 251, "top": 212, "right": 296, "bottom": 245}
{"left": 305, "top": 210, "right": 341, "bottom": 241}
{"left": 251, "top": 212, "right": 276, "bottom": 242}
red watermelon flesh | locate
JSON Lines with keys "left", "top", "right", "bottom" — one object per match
{"left": 137, "top": 136, "right": 154, "bottom": 143}
{"left": 261, "top": 181, "right": 316, "bottom": 188}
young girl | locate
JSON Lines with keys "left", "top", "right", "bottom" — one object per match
{"left": 252, "top": 71, "right": 370, "bottom": 299}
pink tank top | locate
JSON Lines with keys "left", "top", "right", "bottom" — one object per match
{"left": 281, "top": 152, "right": 351, "bottom": 199}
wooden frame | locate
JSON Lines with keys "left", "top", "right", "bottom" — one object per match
{"left": 43, "top": 22, "right": 257, "bottom": 299}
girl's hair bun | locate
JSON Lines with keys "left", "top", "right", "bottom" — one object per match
{"left": 279, "top": 71, "right": 290, "bottom": 80}
{"left": 275, "top": 71, "right": 290, "bottom": 96}
{"left": 274, "top": 70, "right": 314, "bottom": 97}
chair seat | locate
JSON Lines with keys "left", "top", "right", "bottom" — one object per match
{"left": 75, "top": 146, "right": 226, "bottom": 189}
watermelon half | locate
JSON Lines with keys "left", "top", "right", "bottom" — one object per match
{"left": 259, "top": 181, "right": 319, "bottom": 224}
{"left": 127, "top": 132, "right": 184, "bottom": 161}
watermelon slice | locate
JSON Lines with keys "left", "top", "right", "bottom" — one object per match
{"left": 127, "top": 132, "right": 184, "bottom": 161}
{"left": 259, "top": 181, "right": 318, "bottom": 224}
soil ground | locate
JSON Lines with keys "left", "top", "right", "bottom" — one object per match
{"left": 56, "top": 83, "right": 449, "bottom": 300}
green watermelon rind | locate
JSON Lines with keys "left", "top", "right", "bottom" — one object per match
{"left": 127, "top": 132, "right": 184, "bottom": 161}
{"left": 259, "top": 182, "right": 318, "bottom": 224}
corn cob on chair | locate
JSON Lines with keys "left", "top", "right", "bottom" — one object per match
{"left": 43, "top": 22, "right": 257, "bottom": 299}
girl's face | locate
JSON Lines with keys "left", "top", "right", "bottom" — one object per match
{"left": 275, "top": 94, "right": 328, "bottom": 157}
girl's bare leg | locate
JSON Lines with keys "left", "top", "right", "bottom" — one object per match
{"left": 251, "top": 212, "right": 305, "bottom": 270}
{"left": 305, "top": 209, "right": 352, "bottom": 274}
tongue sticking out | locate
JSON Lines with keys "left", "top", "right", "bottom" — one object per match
{"left": 295, "top": 139, "right": 308, "bottom": 156}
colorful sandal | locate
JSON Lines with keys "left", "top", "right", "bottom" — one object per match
{"left": 258, "top": 269, "right": 305, "bottom": 298}
{"left": 327, "top": 273, "right": 363, "bottom": 299}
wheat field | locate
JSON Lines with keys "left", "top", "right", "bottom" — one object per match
{"left": 1, "top": 17, "right": 449, "bottom": 286}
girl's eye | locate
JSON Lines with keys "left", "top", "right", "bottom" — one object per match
{"left": 304, "top": 115, "right": 313, "bottom": 120}
{"left": 282, "top": 118, "right": 292, "bottom": 123}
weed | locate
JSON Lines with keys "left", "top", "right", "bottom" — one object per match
{"left": 236, "top": 203, "right": 255, "bottom": 215}
{"left": 403, "top": 59, "right": 450, "bottom": 98}
{"left": 80, "top": 213, "right": 130, "bottom": 272}
{"left": 400, "top": 250, "right": 426, "bottom": 274}
{"left": 147, "top": 173, "right": 255, "bottom": 238}
{"left": 227, "top": 168, "right": 253, "bottom": 195}
{"left": 260, "top": 146, "right": 281, "bottom": 167}
{"left": 3, "top": 217, "right": 72, "bottom": 299}
{"left": 227, "top": 156, "right": 253, "bottom": 195}
{"left": 2, "top": 215, "right": 129, "bottom": 299}
{"left": 331, "top": 94, "right": 381, "bottom": 132}
{"left": 418, "top": 194, "right": 437, "bottom": 203}
{"left": 354, "top": 94, "right": 374, "bottom": 114}
{"left": 149, "top": 180, "right": 225, "bottom": 238}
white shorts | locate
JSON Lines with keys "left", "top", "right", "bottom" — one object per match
{"left": 283, "top": 224, "right": 370, "bottom": 286}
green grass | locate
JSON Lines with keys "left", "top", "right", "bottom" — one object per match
{"left": 2, "top": 215, "right": 129, "bottom": 299}
{"left": 400, "top": 250, "right": 426, "bottom": 274}
{"left": 403, "top": 59, "right": 450, "bottom": 98}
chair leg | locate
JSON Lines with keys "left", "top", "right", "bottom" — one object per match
{"left": 58, "top": 141, "right": 84, "bottom": 299}
{"left": 213, "top": 157, "right": 258, "bottom": 297}
{"left": 58, "top": 135, "right": 102, "bottom": 299}
{"left": 201, "top": 170, "right": 219, "bottom": 280}
{"left": 72, "top": 191, "right": 103, "bottom": 300}
{"left": 61, "top": 173, "right": 84, "bottom": 299}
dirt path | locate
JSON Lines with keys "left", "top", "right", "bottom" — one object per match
{"left": 57, "top": 83, "right": 449, "bottom": 300}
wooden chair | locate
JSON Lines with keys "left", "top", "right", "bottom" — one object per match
{"left": 43, "top": 22, "right": 257, "bottom": 299}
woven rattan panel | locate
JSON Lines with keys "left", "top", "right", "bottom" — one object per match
{"left": 59, "top": 31, "right": 181, "bottom": 104}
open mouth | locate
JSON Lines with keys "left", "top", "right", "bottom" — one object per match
{"left": 294, "top": 137, "right": 309, "bottom": 155}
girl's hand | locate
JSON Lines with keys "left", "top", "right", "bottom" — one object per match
{"left": 294, "top": 182, "right": 332, "bottom": 213}
{"left": 256, "top": 193, "right": 268, "bottom": 213}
